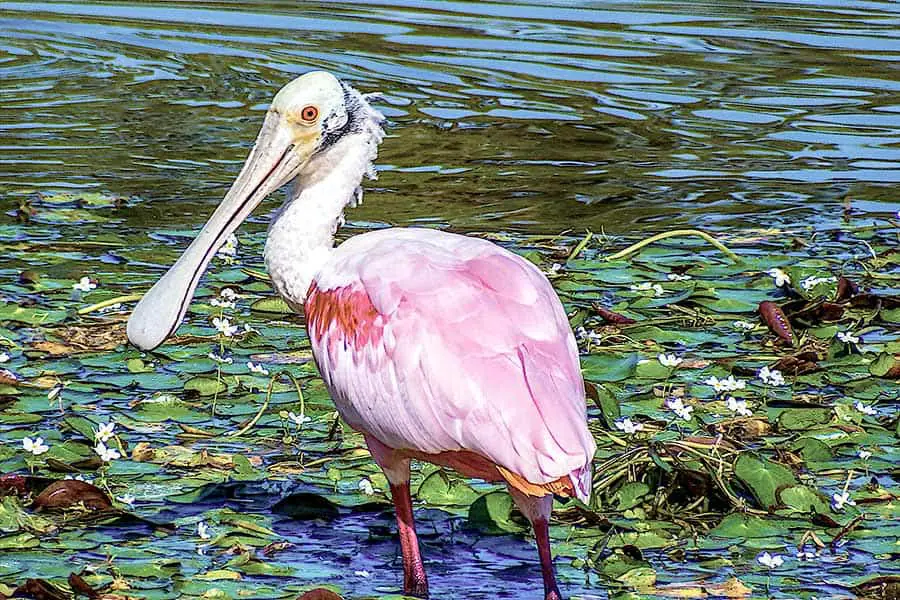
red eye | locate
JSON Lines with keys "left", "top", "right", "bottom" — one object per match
{"left": 301, "top": 105, "right": 319, "bottom": 122}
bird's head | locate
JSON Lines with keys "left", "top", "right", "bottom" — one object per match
{"left": 126, "top": 71, "right": 384, "bottom": 351}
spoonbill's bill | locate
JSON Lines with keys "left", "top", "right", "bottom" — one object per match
{"left": 127, "top": 71, "right": 596, "bottom": 600}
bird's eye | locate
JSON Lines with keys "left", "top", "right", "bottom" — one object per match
{"left": 300, "top": 105, "right": 319, "bottom": 123}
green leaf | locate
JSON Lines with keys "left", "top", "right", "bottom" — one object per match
{"left": 869, "top": 353, "right": 899, "bottom": 378}
{"left": 184, "top": 376, "right": 227, "bottom": 397}
{"left": 709, "top": 513, "right": 783, "bottom": 538}
{"left": 635, "top": 359, "right": 670, "bottom": 379}
{"left": 417, "top": 470, "right": 479, "bottom": 507}
{"left": 582, "top": 353, "right": 638, "bottom": 383}
{"left": 777, "top": 408, "right": 832, "bottom": 431}
{"left": 734, "top": 454, "right": 798, "bottom": 509}
{"left": 592, "top": 383, "right": 620, "bottom": 428}
{"left": 776, "top": 485, "right": 831, "bottom": 516}
{"left": 250, "top": 296, "right": 294, "bottom": 314}
{"left": 791, "top": 437, "right": 832, "bottom": 462}
{"left": 0, "top": 304, "right": 67, "bottom": 325}
{"left": 612, "top": 482, "right": 650, "bottom": 510}
{"left": 468, "top": 491, "right": 524, "bottom": 533}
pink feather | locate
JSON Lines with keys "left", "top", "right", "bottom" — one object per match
{"left": 306, "top": 228, "right": 595, "bottom": 502}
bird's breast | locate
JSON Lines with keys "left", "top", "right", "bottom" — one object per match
{"left": 304, "top": 282, "right": 385, "bottom": 351}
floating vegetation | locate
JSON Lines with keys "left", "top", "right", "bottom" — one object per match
{"left": 0, "top": 192, "right": 896, "bottom": 598}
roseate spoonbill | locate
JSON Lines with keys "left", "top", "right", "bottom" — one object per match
{"left": 127, "top": 71, "right": 596, "bottom": 600}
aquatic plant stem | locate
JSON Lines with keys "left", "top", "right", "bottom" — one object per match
{"left": 606, "top": 229, "right": 742, "bottom": 263}
{"left": 77, "top": 294, "right": 143, "bottom": 315}
{"left": 228, "top": 376, "right": 274, "bottom": 437}
{"left": 567, "top": 230, "right": 593, "bottom": 261}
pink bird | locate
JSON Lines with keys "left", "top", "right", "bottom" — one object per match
{"left": 127, "top": 71, "right": 596, "bottom": 600}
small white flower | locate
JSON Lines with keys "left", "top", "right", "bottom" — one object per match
{"left": 758, "top": 366, "right": 786, "bottom": 387}
{"left": 854, "top": 401, "right": 877, "bottom": 416}
{"left": 22, "top": 436, "right": 49, "bottom": 456}
{"left": 212, "top": 316, "right": 238, "bottom": 337}
{"left": 72, "top": 276, "right": 97, "bottom": 292}
{"left": 726, "top": 396, "right": 753, "bottom": 417}
{"left": 0, "top": 352, "right": 9, "bottom": 363}
{"left": 94, "top": 441, "right": 121, "bottom": 462}
{"left": 667, "top": 273, "right": 691, "bottom": 281}
{"left": 208, "top": 351, "right": 233, "bottom": 365}
{"left": 210, "top": 297, "right": 235, "bottom": 309}
{"left": 831, "top": 491, "right": 856, "bottom": 511}
{"left": 94, "top": 422, "right": 115, "bottom": 442}
{"left": 665, "top": 397, "right": 694, "bottom": 421}
{"left": 629, "top": 282, "right": 664, "bottom": 297}
{"left": 287, "top": 412, "right": 312, "bottom": 427}
{"left": 800, "top": 275, "right": 836, "bottom": 292}
{"left": 217, "top": 234, "right": 238, "bottom": 260}
{"left": 358, "top": 478, "right": 375, "bottom": 496}
{"left": 242, "top": 323, "right": 256, "bottom": 334}
{"left": 247, "top": 361, "right": 269, "bottom": 376}
{"left": 117, "top": 494, "right": 136, "bottom": 506}
{"left": 210, "top": 288, "right": 239, "bottom": 309}
{"left": 704, "top": 375, "right": 746, "bottom": 394}
{"left": 837, "top": 331, "right": 859, "bottom": 344}
{"left": 858, "top": 449, "right": 872, "bottom": 460}
{"left": 354, "top": 570, "right": 371, "bottom": 578}
{"left": 767, "top": 268, "right": 791, "bottom": 288}
{"left": 614, "top": 417, "right": 644, "bottom": 435}
{"left": 197, "top": 521, "right": 212, "bottom": 540}
{"left": 757, "top": 551, "right": 784, "bottom": 569}
{"left": 549, "top": 263, "right": 562, "bottom": 273}
{"left": 733, "top": 320, "right": 756, "bottom": 331}
{"left": 658, "top": 353, "right": 683, "bottom": 368}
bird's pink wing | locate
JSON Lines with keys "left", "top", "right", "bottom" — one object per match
{"left": 307, "top": 228, "right": 595, "bottom": 501}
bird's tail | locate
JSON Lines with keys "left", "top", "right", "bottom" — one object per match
{"left": 570, "top": 463, "right": 592, "bottom": 504}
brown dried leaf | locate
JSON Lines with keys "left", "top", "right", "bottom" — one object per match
{"left": 593, "top": 304, "right": 636, "bottom": 325}
{"left": 851, "top": 575, "right": 900, "bottom": 600}
{"left": 31, "top": 341, "right": 75, "bottom": 356}
{"left": 0, "top": 474, "right": 29, "bottom": 497}
{"left": 714, "top": 418, "right": 771, "bottom": 440}
{"left": 650, "top": 577, "right": 752, "bottom": 598}
{"left": 68, "top": 573, "right": 100, "bottom": 599}
{"left": 59, "top": 323, "right": 126, "bottom": 351}
{"left": 772, "top": 351, "right": 819, "bottom": 376}
{"left": 130, "top": 442, "right": 155, "bottom": 462}
{"left": 32, "top": 480, "right": 112, "bottom": 512}
{"left": 835, "top": 276, "right": 859, "bottom": 302}
{"left": 759, "top": 301, "right": 794, "bottom": 344}
{"left": 0, "top": 369, "right": 19, "bottom": 386}
{"left": 13, "top": 579, "right": 69, "bottom": 600}
{"left": 18, "top": 270, "right": 42, "bottom": 285}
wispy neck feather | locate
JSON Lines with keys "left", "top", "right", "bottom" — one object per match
{"left": 264, "top": 113, "right": 384, "bottom": 309}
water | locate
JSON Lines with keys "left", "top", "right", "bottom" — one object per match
{"left": 1, "top": 2, "right": 898, "bottom": 599}
{"left": 2, "top": 0, "right": 898, "bottom": 238}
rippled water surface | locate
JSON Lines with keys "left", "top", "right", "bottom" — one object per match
{"left": 1, "top": 1, "right": 899, "bottom": 599}
{"left": 2, "top": 0, "right": 898, "bottom": 235}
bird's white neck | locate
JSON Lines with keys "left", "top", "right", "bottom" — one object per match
{"left": 264, "top": 133, "right": 373, "bottom": 309}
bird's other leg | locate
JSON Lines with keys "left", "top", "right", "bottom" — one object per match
{"left": 365, "top": 435, "right": 429, "bottom": 599}
{"left": 508, "top": 486, "right": 563, "bottom": 600}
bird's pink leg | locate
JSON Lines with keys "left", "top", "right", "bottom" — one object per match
{"left": 508, "top": 487, "right": 563, "bottom": 600}
{"left": 365, "top": 435, "right": 429, "bottom": 598}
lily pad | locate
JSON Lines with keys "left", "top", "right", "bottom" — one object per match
{"left": 734, "top": 454, "right": 798, "bottom": 510}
